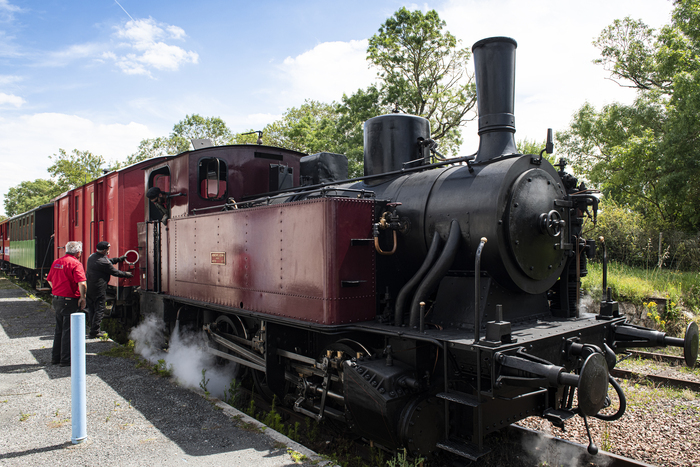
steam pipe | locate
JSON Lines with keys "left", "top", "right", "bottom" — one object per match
{"left": 600, "top": 236, "right": 608, "bottom": 292}
{"left": 474, "top": 237, "right": 487, "bottom": 343}
{"left": 593, "top": 376, "right": 626, "bottom": 421}
{"left": 409, "top": 220, "right": 461, "bottom": 328}
{"left": 394, "top": 233, "right": 443, "bottom": 326}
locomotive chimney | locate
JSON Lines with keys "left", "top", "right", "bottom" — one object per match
{"left": 472, "top": 37, "right": 518, "bottom": 162}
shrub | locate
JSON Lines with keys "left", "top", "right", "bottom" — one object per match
{"left": 594, "top": 200, "right": 700, "bottom": 271}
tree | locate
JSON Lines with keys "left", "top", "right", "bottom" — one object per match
{"left": 121, "top": 137, "right": 173, "bottom": 167}
{"left": 336, "top": 85, "right": 388, "bottom": 177}
{"left": 557, "top": 0, "right": 700, "bottom": 231}
{"left": 261, "top": 100, "right": 341, "bottom": 154}
{"left": 170, "top": 114, "right": 235, "bottom": 154}
{"left": 123, "top": 114, "right": 236, "bottom": 167}
{"left": 3, "top": 179, "right": 62, "bottom": 217}
{"left": 232, "top": 100, "right": 372, "bottom": 176}
{"left": 365, "top": 7, "right": 477, "bottom": 155}
{"left": 48, "top": 149, "right": 106, "bottom": 192}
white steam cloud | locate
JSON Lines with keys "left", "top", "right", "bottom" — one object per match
{"left": 130, "top": 315, "right": 239, "bottom": 399}
{"left": 579, "top": 294, "right": 597, "bottom": 315}
{"left": 522, "top": 428, "right": 611, "bottom": 467}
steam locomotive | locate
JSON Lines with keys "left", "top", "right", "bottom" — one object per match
{"left": 133, "top": 36, "right": 698, "bottom": 459}
{"left": 5, "top": 36, "right": 697, "bottom": 461}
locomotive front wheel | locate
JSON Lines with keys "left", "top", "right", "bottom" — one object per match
{"left": 399, "top": 396, "right": 445, "bottom": 457}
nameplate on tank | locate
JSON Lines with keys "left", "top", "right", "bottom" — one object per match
{"left": 210, "top": 252, "right": 226, "bottom": 265}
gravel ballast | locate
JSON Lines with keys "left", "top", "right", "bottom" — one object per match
{"left": 0, "top": 277, "right": 325, "bottom": 466}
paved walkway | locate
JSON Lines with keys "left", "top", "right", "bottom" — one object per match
{"left": 0, "top": 276, "right": 325, "bottom": 466}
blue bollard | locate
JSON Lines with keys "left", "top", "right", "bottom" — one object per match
{"left": 70, "top": 312, "right": 87, "bottom": 444}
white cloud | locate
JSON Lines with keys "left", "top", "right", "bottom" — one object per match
{"left": 0, "top": 92, "right": 24, "bottom": 107}
{"left": 0, "top": 113, "right": 154, "bottom": 215}
{"left": 37, "top": 17, "right": 198, "bottom": 76}
{"left": 0, "top": 74, "right": 21, "bottom": 85}
{"left": 278, "top": 39, "right": 376, "bottom": 106}
{"left": 44, "top": 43, "right": 104, "bottom": 66}
{"left": 111, "top": 18, "right": 198, "bottom": 77}
{"left": 0, "top": 0, "right": 21, "bottom": 21}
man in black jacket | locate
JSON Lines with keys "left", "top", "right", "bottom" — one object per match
{"left": 146, "top": 186, "right": 169, "bottom": 223}
{"left": 86, "top": 241, "right": 133, "bottom": 338}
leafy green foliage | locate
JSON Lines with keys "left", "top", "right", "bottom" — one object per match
{"left": 336, "top": 85, "right": 386, "bottom": 177}
{"left": 260, "top": 100, "right": 341, "bottom": 155}
{"left": 120, "top": 114, "right": 235, "bottom": 167}
{"left": 199, "top": 368, "right": 210, "bottom": 394}
{"left": 121, "top": 137, "right": 173, "bottom": 166}
{"left": 48, "top": 148, "right": 106, "bottom": 192}
{"left": 151, "top": 359, "right": 173, "bottom": 377}
{"left": 170, "top": 114, "right": 234, "bottom": 154}
{"left": 98, "top": 339, "right": 137, "bottom": 359}
{"left": 590, "top": 200, "right": 700, "bottom": 271}
{"left": 516, "top": 138, "right": 557, "bottom": 165}
{"left": 222, "top": 378, "right": 243, "bottom": 407}
{"left": 386, "top": 448, "right": 425, "bottom": 467}
{"left": 558, "top": 1, "right": 700, "bottom": 232}
{"left": 3, "top": 179, "right": 62, "bottom": 217}
{"left": 366, "top": 7, "right": 476, "bottom": 156}
{"left": 235, "top": 98, "right": 374, "bottom": 178}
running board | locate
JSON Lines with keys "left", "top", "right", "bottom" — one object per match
{"left": 436, "top": 439, "right": 491, "bottom": 461}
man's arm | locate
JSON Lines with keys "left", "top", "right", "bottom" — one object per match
{"left": 100, "top": 256, "right": 133, "bottom": 278}
{"left": 78, "top": 281, "right": 87, "bottom": 310}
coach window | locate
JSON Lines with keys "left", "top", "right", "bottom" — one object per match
{"left": 198, "top": 157, "right": 227, "bottom": 201}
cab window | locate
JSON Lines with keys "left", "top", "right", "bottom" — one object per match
{"left": 198, "top": 157, "right": 227, "bottom": 201}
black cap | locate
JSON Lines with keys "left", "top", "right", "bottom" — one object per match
{"left": 96, "top": 241, "right": 110, "bottom": 251}
{"left": 146, "top": 187, "right": 167, "bottom": 199}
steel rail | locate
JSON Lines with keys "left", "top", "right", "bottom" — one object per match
{"left": 610, "top": 368, "right": 700, "bottom": 392}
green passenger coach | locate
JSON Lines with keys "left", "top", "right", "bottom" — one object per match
{"left": 7, "top": 203, "right": 54, "bottom": 288}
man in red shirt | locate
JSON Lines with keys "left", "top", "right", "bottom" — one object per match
{"left": 46, "top": 241, "right": 87, "bottom": 367}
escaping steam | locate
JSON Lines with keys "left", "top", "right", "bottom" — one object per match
{"left": 521, "top": 427, "right": 611, "bottom": 467}
{"left": 579, "top": 294, "right": 596, "bottom": 315}
{"left": 129, "top": 315, "right": 239, "bottom": 399}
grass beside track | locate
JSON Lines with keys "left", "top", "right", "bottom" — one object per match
{"left": 582, "top": 261, "right": 700, "bottom": 312}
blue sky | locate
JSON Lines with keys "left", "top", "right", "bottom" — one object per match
{"left": 0, "top": 0, "right": 674, "bottom": 216}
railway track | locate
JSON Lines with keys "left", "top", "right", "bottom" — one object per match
{"left": 623, "top": 349, "right": 686, "bottom": 365}
{"left": 613, "top": 349, "right": 700, "bottom": 391}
